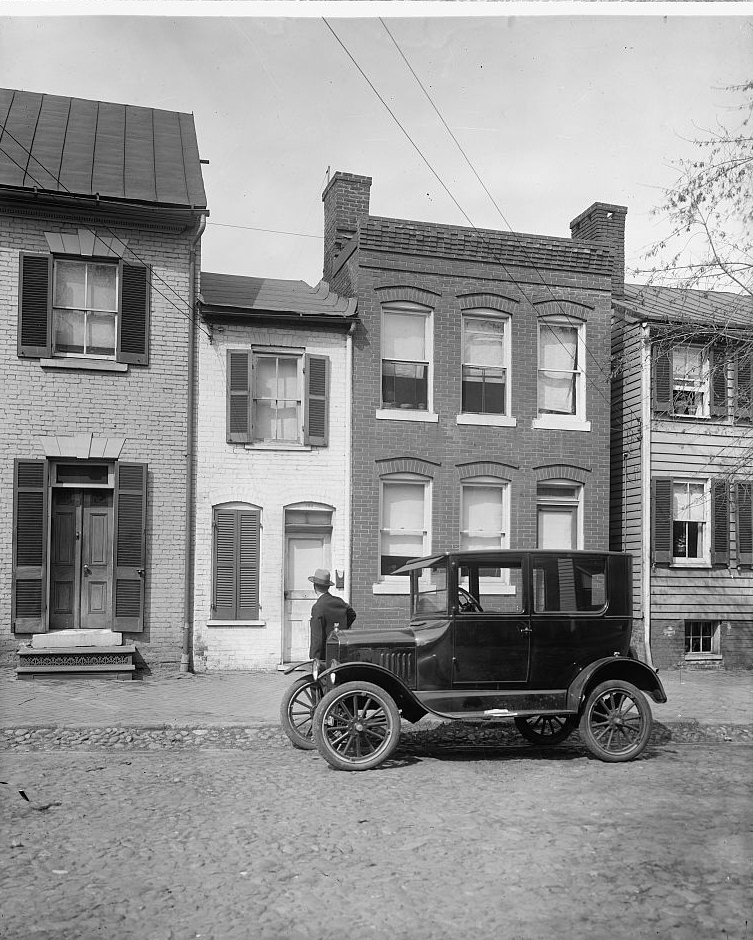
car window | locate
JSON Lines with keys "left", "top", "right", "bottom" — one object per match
{"left": 458, "top": 559, "right": 524, "bottom": 614}
{"left": 532, "top": 555, "right": 607, "bottom": 612}
{"left": 412, "top": 563, "right": 448, "bottom": 616}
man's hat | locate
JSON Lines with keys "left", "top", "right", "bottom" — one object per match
{"left": 308, "top": 568, "right": 334, "bottom": 588}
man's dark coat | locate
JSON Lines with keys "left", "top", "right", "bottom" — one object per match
{"left": 309, "top": 591, "right": 357, "bottom": 660}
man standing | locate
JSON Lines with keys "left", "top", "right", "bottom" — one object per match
{"left": 308, "top": 568, "right": 356, "bottom": 662}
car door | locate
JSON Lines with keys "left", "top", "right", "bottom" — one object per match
{"left": 452, "top": 553, "right": 530, "bottom": 685}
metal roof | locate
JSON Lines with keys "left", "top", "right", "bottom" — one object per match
{"left": 619, "top": 283, "right": 753, "bottom": 331}
{"left": 0, "top": 88, "right": 207, "bottom": 209}
{"left": 200, "top": 273, "right": 357, "bottom": 320}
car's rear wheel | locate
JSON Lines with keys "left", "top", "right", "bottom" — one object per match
{"left": 579, "top": 680, "right": 652, "bottom": 762}
{"left": 280, "top": 676, "right": 322, "bottom": 750}
{"left": 514, "top": 714, "right": 577, "bottom": 745}
{"left": 313, "top": 681, "right": 401, "bottom": 771}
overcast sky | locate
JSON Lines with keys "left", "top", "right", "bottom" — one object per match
{"left": 1, "top": 6, "right": 751, "bottom": 288}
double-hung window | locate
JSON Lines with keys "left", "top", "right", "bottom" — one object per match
{"left": 460, "top": 481, "right": 508, "bottom": 552}
{"left": 461, "top": 313, "right": 508, "bottom": 416}
{"left": 227, "top": 349, "right": 329, "bottom": 447}
{"left": 538, "top": 320, "right": 584, "bottom": 418}
{"left": 379, "top": 475, "right": 430, "bottom": 577}
{"left": 381, "top": 303, "right": 432, "bottom": 412}
{"left": 672, "top": 346, "right": 708, "bottom": 417}
{"left": 672, "top": 480, "right": 708, "bottom": 563}
{"left": 53, "top": 260, "right": 118, "bottom": 357}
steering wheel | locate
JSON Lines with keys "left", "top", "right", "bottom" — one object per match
{"left": 457, "top": 587, "right": 483, "bottom": 613}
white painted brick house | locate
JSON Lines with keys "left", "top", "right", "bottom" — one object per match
{"left": 193, "top": 274, "right": 355, "bottom": 670}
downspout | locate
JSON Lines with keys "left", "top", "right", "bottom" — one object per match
{"left": 640, "top": 322, "right": 654, "bottom": 668}
{"left": 344, "top": 320, "right": 355, "bottom": 603}
{"left": 181, "top": 212, "right": 207, "bottom": 673}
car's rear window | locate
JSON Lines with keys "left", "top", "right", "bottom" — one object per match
{"left": 532, "top": 554, "right": 608, "bottom": 612}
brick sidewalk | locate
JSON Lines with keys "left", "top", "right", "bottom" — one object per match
{"left": 0, "top": 667, "right": 750, "bottom": 732}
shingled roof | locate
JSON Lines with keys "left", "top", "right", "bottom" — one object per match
{"left": 200, "top": 273, "right": 357, "bottom": 323}
{"left": 0, "top": 88, "right": 206, "bottom": 209}
{"left": 619, "top": 283, "right": 753, "bottom": 332}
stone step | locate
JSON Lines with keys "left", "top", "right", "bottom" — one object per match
{"left": 31, "top": 630, "right": 123, "bottom": 649}
{"left": 16, "top": 645, "right": 137, "bottom": 680}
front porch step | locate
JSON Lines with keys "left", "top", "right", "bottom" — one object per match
{"left": 16, "top": 645, "right": 137, "bottom": 680}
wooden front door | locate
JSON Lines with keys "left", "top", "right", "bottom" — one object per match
{"left": 50, "top": 489, "right": 114, "bottom": 630}
{"left": 283, "top": 533, "right": 330, "bottom": 662}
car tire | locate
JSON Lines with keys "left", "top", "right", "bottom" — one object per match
{"left": 579, "top": 679, "right": 652, "bottom": 762}
{"left": 313, "top": 681, "right": 401, "bottom": 771}
{"left": 280, "top": 675, "right": 322, "bottom": 750}
{"left": 514, "top": 715, "right": 577, "bottom": 745}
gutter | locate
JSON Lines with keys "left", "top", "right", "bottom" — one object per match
{"left": 640, "top": 322, "right": 654, "bottom": 668}
{"left": 181, "top": 212, "right": 207, "bottom": 673}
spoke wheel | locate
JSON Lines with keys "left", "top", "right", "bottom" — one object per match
{"left": 280, "top": 676, "right": 322, "bottom": 750}
{"left": 579, "top": 680, "right": 652, "bottom": 762}
{"left": 313, "top": 681, "right": 401, "bottom": 771}
{"left": 514, "top": 715, "right": 577, "bottom": 746}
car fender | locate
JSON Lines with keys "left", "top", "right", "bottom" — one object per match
{"left": 566, "top": 657, "right": 667, "bottom": 712}
{"left": 318, "top": 662, "right": 428, "bottom": 723}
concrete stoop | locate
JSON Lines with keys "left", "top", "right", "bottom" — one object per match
{"left": 16, "top": 630, "right": 136, "bottom": 680}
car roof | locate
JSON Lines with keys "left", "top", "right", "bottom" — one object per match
{"left": 392, "top": 548, "right": 628, "bottom": 574}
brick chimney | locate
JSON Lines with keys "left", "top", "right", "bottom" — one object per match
{"left": 322, "top": 172, "right": 372, "bottom": 282}
{"left": 570, "top": 202, "right": 628, "bottom": 298}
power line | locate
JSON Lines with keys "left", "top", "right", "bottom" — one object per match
{"left": 208, "top": 221, "right": 322, "bottom": 239}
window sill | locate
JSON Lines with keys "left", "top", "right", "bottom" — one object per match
{"left": 671, "top": 561, "right": 712, "bottom": 569}
{"left": 243, "top": 442, "right": 312, "bottom": 452}
{"left": 372, "top": 581, "right": 410, "bottom": 595}
{"left": 207, "top": 620, "right": 266, "bottom": 628}
{"left": 532, "top": 416, "right": 591, "bottom": 432}
{"left": 684, "top": 653, "right": 722, "bottom": 662}
{"left": 41, "top": 357, "right": 128, "bottom": 373}
{"left": 376, "top": 409, "right": 439, "bottom": 424}
{"left": 457, "top": 414, "right": 517, "bottom": 428}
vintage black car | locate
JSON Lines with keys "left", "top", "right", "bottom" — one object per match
{"left": 281, "top": 550, "right": 667, "bottom": 771}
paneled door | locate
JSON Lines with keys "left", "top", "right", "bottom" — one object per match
{"left": 50, "top": 489, "right": 114, "bottom": 630}
{"left": 283, "top": 533, "right": 330, "bottom": 662}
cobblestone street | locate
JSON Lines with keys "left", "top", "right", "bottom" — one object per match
{"left": 2, "top": 730, "right": 751, "bottom": 940}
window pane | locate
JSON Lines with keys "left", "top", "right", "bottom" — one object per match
{"left": 383, "top": 311, "right": 426, "bottom": 360}
{"left": 540, "top": 325, "right": 577, "bottom": 370}
{"left": 53, "top": 309, "right": 85, "bottom": 353}
{"left": 87, "top": 313, "right": 116, "bottom": 356}
{"left": 538, "top": 507, "right": 576, "bottom": 549}
{"left": 464, "top": 318, "right": 504, "bottom": 367}
{"left": 673, "top": 346, "right": 702, "bottom": 383}
{"left": 87, "top": 264, "right": 118, "bottom": 311}
{"left": 255, "top": 358, "right": 278, "bottom": 398}
{"left": 382, "top": 361, "right": 428, "bottom": 409}
{"left": 673, "top": 483, "right": 705, "bottom": 522}
{"left": 54, "top": 261, "right": 86, "bottom": 309}
{"left": 254, "top": 401, "right": 274, "bottom": 440}
{"left": 538, "top": 372, "right": 576, "bottom": 414}
{"left": 276, "top": 404, "right": 299, "bottom": 441}
{"left": 382, "top": 531, "right": 425, "bottom": 557}
{"left": 383, "top": 483, "right": 424, "bottom": 530}
{"left": 463, "top": 486, "right": 503, "bottom": 535}
{"left": 462, "top": 367, "right": 506, "bottom": 415}
{"left": 277, "top": 358, "right": 298, "bottom": 398}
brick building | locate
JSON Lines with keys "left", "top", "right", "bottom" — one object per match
{"left": 1, "top": 88, "right": 207, "bottom": 675}
{"left": 193, "top": 274, "right": 356, "bottom": 669}
{"left": 322, "top": 172, "right": 619, "bottom": 631}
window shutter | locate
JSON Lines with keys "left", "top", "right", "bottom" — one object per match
{"left": 212, "top": 508, "right": 260, "bottom": 620}
{"left": 118, "top": 263, "right": 150, "bottom": 365}
{"left": 651, "top": 477, "right": 673, "bottom": 564}
{"left": 652, "top": 348, "right": 673, "bottom": 414}
{"left": 12, "top": 459, "right": 49, "bottom": 633}
{"left": 709, "top": 346, "right": 728, "bottom": 417}
{"left": 213, "top": 509, "right": 238, "bottom": 619}
{"left": 710, "top": 480, "right": 730, "bottom": 566}
{"left": 227, "top": 351, "right": 252, "bottom": 443}
{"left": 113, "top": 462, "right": 148, "bottom": 632}
{"left": 734, "top": 352, "right": 752, "bottom": 422}
{"left": 237, "top": 510, "right": 260, "bottom": 619}
{"left": 737, "top": 483, "right": 753, "bottom": 566}
{"left": 304, "top": 354, "right": 329, "bottom": 447}
{"left": 18, "top": 253, "right": 52, "bottom": 358}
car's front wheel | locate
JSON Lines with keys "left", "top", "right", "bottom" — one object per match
{"left": 313, "top": 681, "right": 401, "bottom": 771}
{"left": 514, "top": 715, "right": 577, "bottom": 745}
{"left": 280, "top": 676, "right": 322, "bottom": 750}
{"left": 579, "top": 680, "right": 652, "bottom": 762}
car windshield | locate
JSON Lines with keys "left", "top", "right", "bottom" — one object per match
{"left": 410, "top": 562, "right": 448, "bottom": 616}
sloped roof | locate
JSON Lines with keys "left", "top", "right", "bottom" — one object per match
{"left": 200, "top": 273, "right": 357, "bottom": 321}
{"left": 359, "top": 216, "right": 614, "bottom": 276}
{"left": 0, "top": 88, "right": 206, "bottom": 209}
{"left": 619, "top": 283, "right": 753, "bottom": 332}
